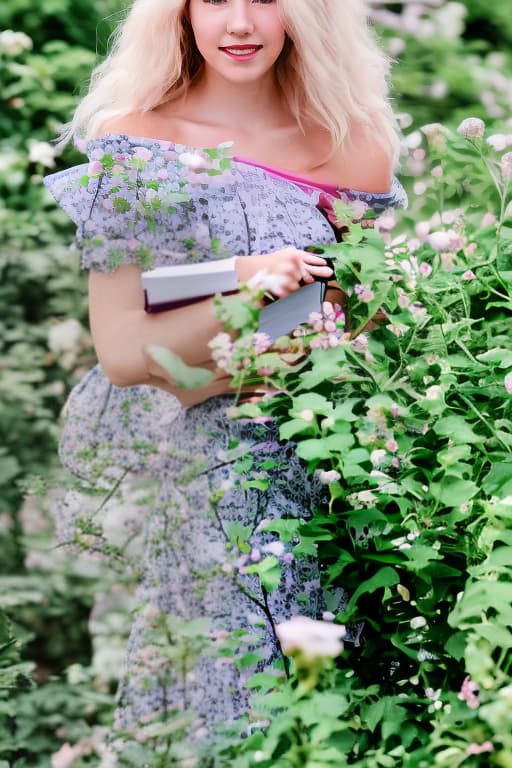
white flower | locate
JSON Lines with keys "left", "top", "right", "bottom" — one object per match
{"left": 28, "top": 140, "right": 57, "bottom": 168}
{"left": 51, "top": 743, "right": 86, "bottom": 768}
{"left": 298, "top": 409, "right": 315, "bottom": 422}
{"left": 370, "top": 449, "right": 387, "bottom": 468}
{"left": 48, "top": 319, "right": 83, "bottom": 355}
{"left": 504, "top": 373, "right": 512, "bottom": 395}
{"left": 428, "top": 229, "right": 462, "bottom": 253}
{"left": 315, "top": 469, "right": 341, "bottom": 485}
{"left": 262, "top": 541, "right": 285, "bottom": 557}
{"left": 457, "top": 117, "right": 485, "bottom": 139}
{"left": 247, "top": 269, "right": 286, "bottom": 294}
{"left": 425, "top": 385, "right": 443, "bottom": 400}
{"left": 410, "top": 616, "right": 428, "bottom": 630}
{"left": 501, "top": 152, "right": 512, "bottom": 181}
{"left": 276, "top": 616, "right": 346, "bottom": 660}
{"left": 486, "top": 134, "right": 512, "bottom": 152}
{"left": 0, "top": 30, "right": 32, "bottom": 56}
{"left": 178, "top": 151, "right": 206, "bottom": 170}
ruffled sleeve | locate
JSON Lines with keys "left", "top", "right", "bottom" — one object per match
{"left": 343, "top": 175, "right": 408, "bottom": 212}
{"left": 43, "top": 136, "right": 203, "bottom": 272}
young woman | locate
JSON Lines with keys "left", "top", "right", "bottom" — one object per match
{"left": 45, "top": 0, "right": 406, "bottom": 738}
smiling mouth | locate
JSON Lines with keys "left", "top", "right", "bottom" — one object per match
{"left": 220, "top": 45, "right": 263, "bottom": 56}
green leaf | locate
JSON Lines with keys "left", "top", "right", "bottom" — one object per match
{"left": 146, "top": 346, "right": 215, "bottom": 389}
{"left": 342, "top": 567, "right": 400, "bottom": 617}
{"left": 296, "top": 433, "right": 355, "bottom": 462}
{"left": 244, "top": 556, "right": 282, "bottom": 592}
{"left": 431, "top": 476, "right": 479, "bottom": 507}
{"left": 433, "top": 416, "right": 484, "bottom": 444}
{"left": 476, "top": 348, "right": 512, "bottom": 368}
{"left": 112, "top": 196, "right": 131, "bottom": 213}
{"left": 483, "top": 462, "right": 512, "bottom": 497}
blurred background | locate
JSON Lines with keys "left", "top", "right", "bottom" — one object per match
{"left": 1, "top": 1, "right": 511, "bottom": 764}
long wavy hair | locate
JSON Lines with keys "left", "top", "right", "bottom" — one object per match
{"left": 60, "top": 0, "right": 400, "bottom": 163}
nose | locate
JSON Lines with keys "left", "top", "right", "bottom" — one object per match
{"left": 226, "top": 1, "right": 255, "bottom": 36}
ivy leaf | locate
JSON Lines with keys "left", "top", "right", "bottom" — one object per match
{"left": 433, "top": 416, "right": 484, "bottom": 444}
{"left": 244, "top": 556, "right": 282, "bottom": 592}
{"left": 146, "top": 346, "right": 214, "bottom": 389}
{"left": 431, "top": 476, "right": 479, "bottom": 507}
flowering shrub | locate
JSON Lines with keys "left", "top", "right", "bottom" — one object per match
{"left": 146, "top": 119, "right": 512, "bottom": 766}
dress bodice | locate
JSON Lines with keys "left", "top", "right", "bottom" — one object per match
{"left": 44, "top": 134, "right": 407, "bottom": 272}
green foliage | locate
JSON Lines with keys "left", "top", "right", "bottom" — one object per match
{"left": 1, "top": 0, "right": 512, "bottom": 766}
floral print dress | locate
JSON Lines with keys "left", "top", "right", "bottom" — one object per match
{"left": 44, "top": 134, "right": 406, "bottom": 734}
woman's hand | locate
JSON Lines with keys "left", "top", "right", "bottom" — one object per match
{"left": 235, "top": 247, "right": 333, "bottom": 298}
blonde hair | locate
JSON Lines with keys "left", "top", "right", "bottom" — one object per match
{"left": 60, "top": 0, "right": 400, "bottom": 163}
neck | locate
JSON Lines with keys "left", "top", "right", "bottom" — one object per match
{"left": 184, "top": 68, "right": 289, "bottom": 132}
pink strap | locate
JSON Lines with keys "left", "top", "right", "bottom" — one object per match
{"left": 234, "top": 155, "right": 340, "bottom": 196}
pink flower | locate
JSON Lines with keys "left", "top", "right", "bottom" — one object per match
{"left": 252, "top": 332, "right": 273, "bottom": 355}
{"left": 376, "top": 211, "right": 397, "bottom": 232}
{"left": 458, "top": 676, "right": 480, "bottom": 709}
{"left": 87, "top": 159, "right": 104, "bottom": 176}
{"left": 419, "top": 262, "right": 432, "bottom": 277}
{"left": 157, "top": 169, "right": 169, "bottom": 180}
{"left": 351, "top": 199, "right": 369, "bottom": 220}
{"left": 467, "top": 741, "right": 493, "bottom": 755}
{"left": 132, "top": 146, "right": 153, "bottom": 161}
{"left": 51, "top": 743, "right": 87, "bottom": 768}
{"left": 428, "top": 229, "right": 463, "bottom": 253}
{"left": 462, "top": 270, "right": 476, "bottom": 280}
{"left": 457, "top": 117, "right": 485, "bottom": 139}
{"left": 504, "top": 372, "right": 512, "bottom": 394}
{"left": 354, "top": 284, "right": 375, "bottom": 303}
{"left": 416, "top": 221, "right": 430, "bottom": 241}
{"left": 385, "top": 438, "right": 399, "bottom": 453}
{"left": 481, "top": 212, "right": 497, "bottom": 227}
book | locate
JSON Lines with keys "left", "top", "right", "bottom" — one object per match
{"left": 141, "top": 258, "right": 330, "bottom": 341}
{"left": 141, "top": 259, "right": 239, "bottom": 312}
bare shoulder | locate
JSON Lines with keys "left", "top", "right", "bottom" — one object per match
{"left": 100, "top": 111, "right": 166, "bottom": 141}
{"left": 338, "top": 124, "right": 394, "bottom": 193}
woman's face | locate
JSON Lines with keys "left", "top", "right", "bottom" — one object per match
{"left": 188, "top": 0, "right": 286, "bottom": 85}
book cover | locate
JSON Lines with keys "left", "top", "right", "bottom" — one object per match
{"left": 141, "top": 258, "right": 329, "bottom": 339}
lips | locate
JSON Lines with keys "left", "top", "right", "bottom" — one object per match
{"left": 220, "top": 45, "right": 263, "bottom": 55}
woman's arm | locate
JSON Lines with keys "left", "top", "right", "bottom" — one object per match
{"left": 88, "top": 248, "right": 333, "bottom": 405}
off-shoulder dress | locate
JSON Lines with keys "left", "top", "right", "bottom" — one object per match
{"left": 44, "top": 134, "right": 407, "bottom": 734}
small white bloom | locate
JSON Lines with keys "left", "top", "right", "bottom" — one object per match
{"left": 501, "top": 152, "right": 512, "bottom": 181}
{"left": 178, "top": 151, "right": 206, "bottom": 170}
{"left": 48, "top": 319, "right": 83, "bottom": 355}
{"left": 0, "top": 30, "right": 32, "bottom": 56}
{"left": 504, "top": 373, "right": 512, "bottom": 395}
{"left": 247, "top": 269, "right": 286, "bottom": 294}
{"left": 262, "top": 541, "right": 285, "bottom": 558}
{"left": 315, "top": 469, "right": 341, "bottom": 485}
{"left": 486, "top": 134, "right": 512, "bottom": 152}
{"left": 410, "top": 616, "right": 428, "bottom": 630}
{"left": 28, "top": 140, "right": 57, "bottom": 168}
{"left": 457, "top": 117, "right": 485, "bottom": 139}
{"left": 370, "top": 449, "right": 387, "bottom": 468}
{"left": 425, "top": 385, "right": 443, "bottom": 400}
{"left": 276, "top": 616, "right": 346, "bottom": 660}
{"left": 428, "top": 229, "right": 461, "bottom": 253}
{"left": 298, "top": 409, "right": 315, "bottom": 423}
